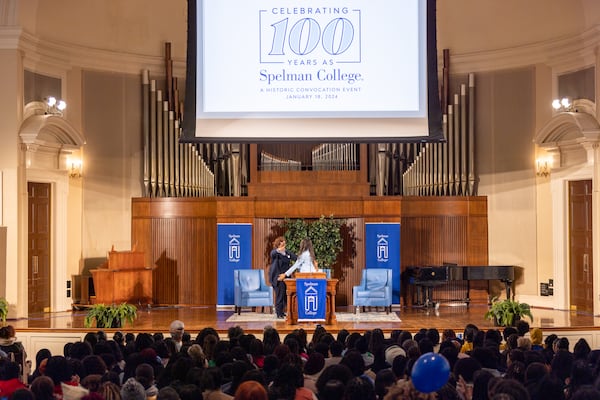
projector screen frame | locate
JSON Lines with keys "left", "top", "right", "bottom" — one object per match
{"left": 181, "top": 0, "right": 444, "bottom": 143}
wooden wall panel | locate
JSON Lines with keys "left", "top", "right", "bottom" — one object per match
{"left": 132, "top": 196, "right": 489, "bottom": 306}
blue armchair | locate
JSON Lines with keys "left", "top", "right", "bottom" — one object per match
{"left": 352, "top": 269, "right": 393, "bottom": 313}
{"left": 234, "top": 269, "right": 273, "bottom": 315}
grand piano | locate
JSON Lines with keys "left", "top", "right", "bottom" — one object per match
{"left": 405, "top": 264, "right": 515, "bottom": 307}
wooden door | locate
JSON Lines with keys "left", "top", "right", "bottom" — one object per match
{"left": 28, "top": 182, "right": 51, "bottom": 313}
{"left": 569, "top": 180, "right": 593, "bottom": 313}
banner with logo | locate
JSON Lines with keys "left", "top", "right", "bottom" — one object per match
{"left": 365, "top": 223, "right": 401, "bottom": 303}
{"left": 296, "top": 278, "right": 326, "bottom": 321}
{"left": 217, "top": 223, "right": 252, "bottom": 305}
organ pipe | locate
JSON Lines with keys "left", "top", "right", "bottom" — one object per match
{"left": 460, "top": 84, "right": 468, "bottom": 195}
{"left": 142, "top": 70, "right": 150, "bottom": 197}
{"left": 149, "top": 79, "right": 157, "bottom": 197}
{"left": 468, "top": 73, "right": 476, "bottom": 195}
{"left": 142, "top": 43, "right": 216, "bottom": 198}
{"left": 402, "top": 69, "right": 477, "bottom": 196}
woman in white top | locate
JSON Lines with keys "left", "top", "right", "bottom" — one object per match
{"left": 278, "top": 237, "right": 319, "bottom": 280}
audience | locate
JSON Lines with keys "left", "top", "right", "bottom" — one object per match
{"left": 3, "top": 320, "right": 600, "bottom": 400}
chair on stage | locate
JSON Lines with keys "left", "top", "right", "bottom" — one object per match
{"left": 352, "top": 268, "right": 393, "bottom": 313}
{"left": 234, "top": 269, "right": 273, "bottom": 315}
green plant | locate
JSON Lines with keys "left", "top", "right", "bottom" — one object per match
{"left": 84, "top": 303, "right": 137, "bottom": 328}
{"left": 0, "top": 298, "right": 8, "bottom": 323}
{"left": 282, "top": 215, "right": 344, "bottom": 272}
{"left": 484, "top": 297, "right": 533, "bottom": 327}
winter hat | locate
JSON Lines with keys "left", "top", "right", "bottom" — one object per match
{"left": 385, "top": 345, "right": 406, "bottom": 365}
{"left": 120, "top": 377, "right": 146, "bottom": 400}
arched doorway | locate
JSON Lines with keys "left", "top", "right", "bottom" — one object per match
{"left": 534, "top": 101, "right": 600, "bottom": 314}
{"left": 19, "top": 102, "right": 85, "bottom": 313}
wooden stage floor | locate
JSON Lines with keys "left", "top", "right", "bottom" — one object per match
{"left": 10, "top": 304, "right": 600, "bottom": 337}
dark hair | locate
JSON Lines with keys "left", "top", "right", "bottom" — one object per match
{"left": 316, "top": 364, "right": 354, "bottom": 396}
{"left": 201, "top": 367, "right": 224, "bottom": 390}
{"left": 343, "top": 377, "right": 376, "bottom": 400}
{"left": 178, "top": 384, "right": 203, "bottom": 400}
{"left": 574, "top": 338, "right": 591, "bottom": 360}
{"left": 340, "top": 350, "right": 365, "bottom": 377}
{"left": 391, "top": 355, "right": 407, "bottom": 379}
{"left": 30, "top": 376, "right": 55, "bottom": 400}
{"left": 44, "top": 356, "right": 74, "bottom": 384}
{"left": 489, "top": 378, "right": 530, "bottom": 400}
{"left": 374, "top": 369, "right": 396, "bottom": 400}
{"left": 11, "top": 389, "right": 35, "bottom": 400}
{"left": 453, "top": 357, "right": 482, "bottom": 382}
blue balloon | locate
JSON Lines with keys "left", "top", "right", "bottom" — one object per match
{"left": 411, "top": 352, "right": 450, "bottom": 393}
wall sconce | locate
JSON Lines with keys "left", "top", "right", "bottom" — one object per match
{"left": 45, "top": 96, "right": 67, "bottom": 116}
{"left": 551, "top": 97, "right": 575, "bottom": 112}
{"left": 536, "top": 157, "right": 551, "bottom": 177}
{"left": 68, "top": 158, "right": 82, "bottom": 178}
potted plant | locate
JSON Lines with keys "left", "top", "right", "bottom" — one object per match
{"left": 282, "top": 215, "right": 344, "bottom": 276}
{"left": 0, "top": 298, "right": 8, "bottom": 323}
{"left": 84, "top": 303, "right": 137, "bottom": 328}
{"left": 484, "top": 297, "right": 533, "bottom": 327}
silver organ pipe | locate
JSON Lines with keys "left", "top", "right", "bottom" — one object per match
{"left": 142, "top": 43, "right": 218, "bottom": 198}
{"left": 402, "top": 71, "right": 476, "bottom": 196}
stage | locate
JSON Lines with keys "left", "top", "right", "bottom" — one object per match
{"left": 5, "top": 304, "right": 600, "bottom": 365}
{"left": 8, "top": 304, "right": 600, "bottom": 335}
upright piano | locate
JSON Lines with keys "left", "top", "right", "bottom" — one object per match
{"left": 406, "top": 265, "right": 515, "bottom": 307}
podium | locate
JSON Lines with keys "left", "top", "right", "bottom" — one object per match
{"left": 284, "top": 272, "right": 338, "bottom": 325}
{"left": 90, "top": 247, "right": 154, "bottom": 304}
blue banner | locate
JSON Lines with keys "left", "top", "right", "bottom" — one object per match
{"left": 217, "top": 223, "right": 252, "bottom": 305}
{"left": 365, "top": 223, "right": 401, "bottom": 303}
{"left": 296, "top": 278, "right": 326, "bottom": 321}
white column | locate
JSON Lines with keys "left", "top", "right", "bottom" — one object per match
{"left": 0, "top": 46, "right": 27, "bottom": 318}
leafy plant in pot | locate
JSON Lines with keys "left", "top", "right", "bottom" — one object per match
{"left": 84, "top": 303, "right": 137, "bottom": 328}
{"left": 0, "top": 298, "right": 8, "bottom": 323}
{"left": 484, "top": 297, "right": 533, "bottom": 327}
{"left": 281, "top": 215, "right": 344, "bottom": 277}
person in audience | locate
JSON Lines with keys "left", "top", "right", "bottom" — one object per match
{"left": 460, "top": 324, "right": 479, "bottom": 354}
{"left": 29, "top": 348, "right": 51, "bottom": 383}
{"left": 234, "top": 380, "right": 268, "bottom": 400}
{"left": 344, "top": 376, "right": 376, "bottom": 400}
{"left": 45, "top": 355, "right": 88, "bottom": 400}
{"left": 201, "top": 367, "right": 233, "bottom": 400}
{"left": 373, "top": 369, "right": 396, "bottom": 400}
{"left": 488, "top": 378, "right": 530, "bottom": 400}
{"left": 530, "top": 328, "right": 544, "bottom": 351}
{"left": 0, "top": 360, "right": 27, "bottom": 398}
{"left": 573, "top": 338, "right": 591, "bottom": 361}
{"left": 11, "top": 388, "right": 35, "bottom": 400}
{"left": 135, "top": 363, "right": 158, "bottom": 400}
{"left": 303, "top": 352, "right": 325, "bottom": 394}
{"left": 515, "top": 320, "right": 530, "bottom": 337}
{"left": 99, "top": 381, "right": 122, "bottom": 400}
{"left": 0, "top": 325, "right": 28, "bottom": 375}
{"left": 120, "top": 377, "right": 146, "bottom": 400}
{"left": 30, "top": 376, "right": 56, "bottom": 400}
{"left": 169, "top": 320, "right": 185, "bottom": 353}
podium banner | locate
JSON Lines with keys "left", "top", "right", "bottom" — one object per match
{"left": 296, "top": 278, "right": 326, "bottom": 321}
{"left": 365, "top": 223, "right": 401, "bottom": 303}
{"left": 217, "top": 223, "right": 252, "bottom": 305}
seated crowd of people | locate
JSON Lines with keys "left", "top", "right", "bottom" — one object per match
{"left": 0, "top": 319, "right": 599, "bottom": 400}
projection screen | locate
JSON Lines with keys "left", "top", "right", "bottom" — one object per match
{"left": 181, "top": 0, "right": 443, "bottom": 142}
